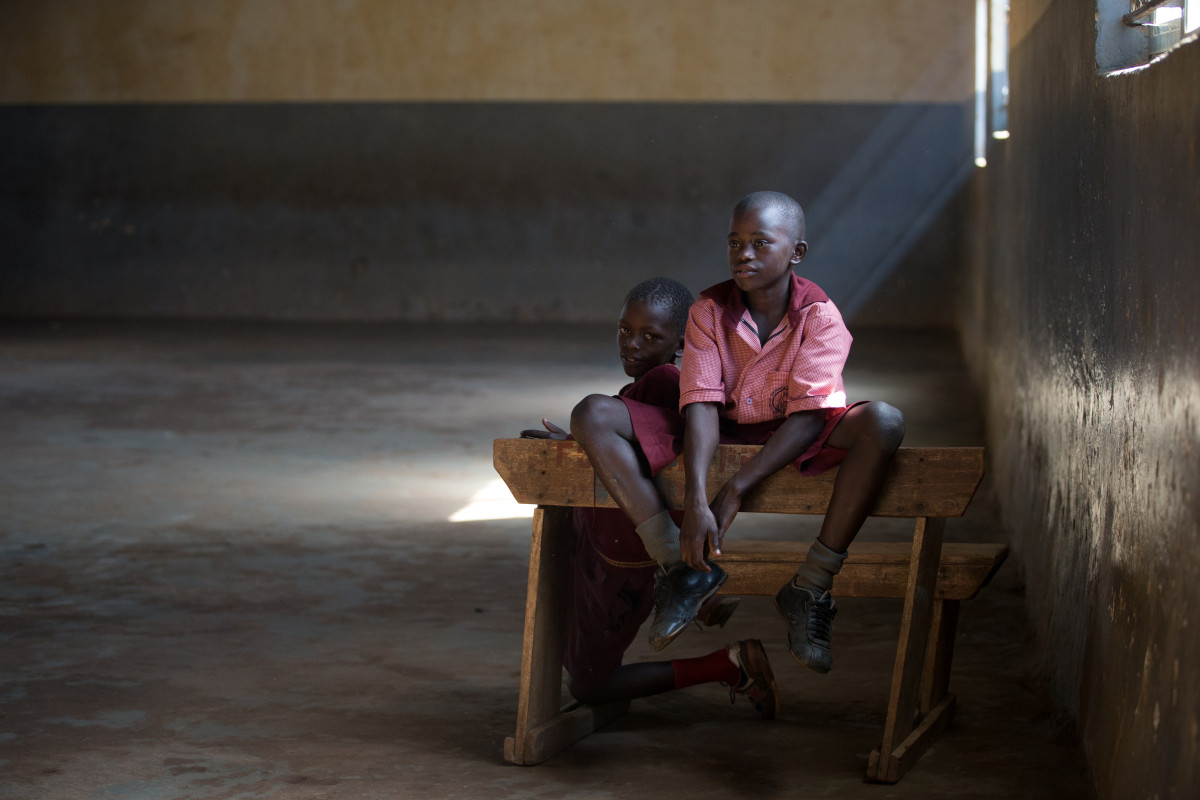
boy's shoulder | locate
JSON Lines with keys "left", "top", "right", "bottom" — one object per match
{"left": 695, "top": 274, "right": 833, "bottom": 325}
{"left": 619, "top": 363, "right": 681, "bottom": 409}
{"left": 696, "top": 278, "right": 740, "bottom": 308}
{"left": 623, "top": 363, "right": 680, "bottom": 387}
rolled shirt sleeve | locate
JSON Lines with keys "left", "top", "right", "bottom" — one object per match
{"left": 679, "top": 300, "right": 728, "bottom": 410}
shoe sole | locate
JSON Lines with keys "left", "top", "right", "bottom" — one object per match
{"left": 774, "top": 594, "right": 832, "bottom": 674}
{"left": 699, "top": 596, "right": 740, "bottom": 629}
{"left": 649, "top": 568, "right": 728, "bottom": 652}
{"left": 738, "top": 639, "right": 779, "bottom": 719}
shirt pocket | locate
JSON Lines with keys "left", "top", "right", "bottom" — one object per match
{"left": 763, "top": 370, "right": 790, "bottom": 418}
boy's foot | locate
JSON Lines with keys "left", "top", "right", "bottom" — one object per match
{"left": 726, "top": 639, "right": 778, "bottom": 719}
{"left": 648, "top": 561, "right": 727, "bottom": 651}
{"left": 695, "top": 595, "right": 740, "bottom": 629}
{"left": 774, "top": 582, "right": 837, "bottom": 673}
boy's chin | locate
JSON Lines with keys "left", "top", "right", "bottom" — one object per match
{"left": 731, "top": 273, "right": 763, "bottom": 292}
{"left": 732, "top": 268, "right": 791, "bottom": 293}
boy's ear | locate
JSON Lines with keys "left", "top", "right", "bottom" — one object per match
{"left": 791, "top": 240, "right": 809, "bottom": 264}
{"left": 675, "top": 337, "right": 685, "bottom": 361}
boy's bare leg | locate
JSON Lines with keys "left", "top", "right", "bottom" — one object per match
{"left": 570, "top": 394, "right": 667, "bottom": 529}
{"left": 778, "top": 401, "right": 905, "bottom": 673}
{"left": 568, "top": 645, "right": 778, "bottom": 718}
{"left": 571, "top": 393, "right": 726, "bottom": 649}
{"left": 816, "top": 401, "right": 907, "bottom": 553}
{"left": 568, "top": 662, "right": 676, "bottom": 704}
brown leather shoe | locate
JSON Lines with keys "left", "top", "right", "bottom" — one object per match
{"left": 728, "top": 639, "right": 779, "bottom": 719}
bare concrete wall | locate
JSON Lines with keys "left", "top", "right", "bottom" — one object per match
{"left": 961, "top": 1, "right": 1200, "bottom": 796}
{"left": 1, "top": 0, "right": 972, "bottom": 324}
{"left": 1, "top": 0, "right": 970, "bottom": 104}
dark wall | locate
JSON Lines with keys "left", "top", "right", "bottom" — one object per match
{"left": 962, "top": 1, "right": 1200, "bottom": 796}
{"left": 1, "top": 102, "right": 965, "bottom": 323}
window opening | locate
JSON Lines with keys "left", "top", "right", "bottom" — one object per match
{"left": 1098, "top": 0, "right": 1200, "bottom": 75}
{"left": 975, "top": 0, "right": 1010, "bottom": 167}
{"left": 975, "top": 0, "right": 988, "bottom": 166}
{"left": 991, "top": 1, "right": 1010, "bottom": 141}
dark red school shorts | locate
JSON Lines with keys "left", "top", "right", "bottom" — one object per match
{"left": 563, "top": 507, "right": 659, "bottom": 689}
{"left": 619, "top": 395, "right": 865, "bottom": 476}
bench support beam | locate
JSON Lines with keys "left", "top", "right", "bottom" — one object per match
{"left": 867, "top": 516, "right": 951, "bottom": 783}
{"left": 505, "top": 700, "right": 630, "bottom": 766}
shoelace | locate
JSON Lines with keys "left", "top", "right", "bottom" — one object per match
{"left": 728, "top": 668, "right": 773, "bottom": 716}
{"left": 807, "top": 598, "right": 835, "bottom": 647}
{"left": 725, "top": 663, "right": 751, "bottom": 705}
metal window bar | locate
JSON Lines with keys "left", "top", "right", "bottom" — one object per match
{"left": 1124, "top": 0, "right": 1183, "bottom": 25}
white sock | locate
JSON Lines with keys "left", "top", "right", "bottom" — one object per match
{"left": 634, "top": 510, "right": 681, "bottom": 566}
{"left": 792, "top": 539, "right": 847, "bottom": 594}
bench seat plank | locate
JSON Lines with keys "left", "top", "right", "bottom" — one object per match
{"left": 494, "top": 439, "right": 984, "bottom": 518}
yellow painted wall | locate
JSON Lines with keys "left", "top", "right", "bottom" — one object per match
{"left": 2, "top": 0, "right": 973, "bottom": 103}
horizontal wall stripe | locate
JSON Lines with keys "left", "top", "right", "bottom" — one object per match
{"left": 1, "top": 101, "right": 967, "bottom": 324}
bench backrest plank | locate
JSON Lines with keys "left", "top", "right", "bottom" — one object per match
{"left": 494, "top": 439, "right": 984, "bottom": 518}
{"left": 715, "top": 541, "right": 1007, "bottom": 599}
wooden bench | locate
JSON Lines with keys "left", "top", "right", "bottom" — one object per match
{"left": 494, "top": 438, "right": 1007, "bottom": 783}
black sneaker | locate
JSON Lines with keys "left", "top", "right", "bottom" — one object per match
{"left": 774, "top": 582, "right": 837, "bottom": 673}
{"left": 648, "top": 561, "right": 727, "bottom": 651}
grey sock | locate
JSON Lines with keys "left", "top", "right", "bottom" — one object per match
{"left": 792, "top": 539, "right": 847, "bottom": 594}
{"left": 635, "top": 510, "right": 681, "bottom": 566}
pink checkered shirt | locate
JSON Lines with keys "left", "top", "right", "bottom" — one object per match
{"left": 679, "top": 272, "right": 852, "bottom": 424}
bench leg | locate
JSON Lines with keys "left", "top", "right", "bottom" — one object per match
{"left": 921, "top": 599, "right": 960, "bottom": 714}
{"left": 867, "top": 516, "right": 954, "bottom": 783}
{"left": 504, "top": 506, "right": 629, "bottom": 765}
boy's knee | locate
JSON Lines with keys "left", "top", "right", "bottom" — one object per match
{"left": 570, "top": 393, "right": 618, "bottom": 437}
{"left": 867, "top": 402, "right": 906, "bottom": 451}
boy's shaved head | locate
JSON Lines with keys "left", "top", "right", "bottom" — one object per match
{"left": 625, "top": 277, "right": 694, "bottom": 336}
{"left": 733, "top": 191, "right": 806, "bottom": 241}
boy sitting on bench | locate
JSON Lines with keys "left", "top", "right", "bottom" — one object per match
{"left": 523, "top": 277, "right": 778, "bottom": 716}
{"left": 571, "top": 192, "right": 905, "bottom": 673}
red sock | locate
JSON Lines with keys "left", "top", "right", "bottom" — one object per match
{"left": 672, "top": 646, "right": 741, "bottom": 690}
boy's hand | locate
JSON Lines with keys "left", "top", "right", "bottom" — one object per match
{"left": 520, "top": 418, "right": 568, "bottom": 440}
{"left": 709, "top": 482, "right": 743, "bottom": 553}
{"left": 680, "top": 502, "right": 720, "bottom": 572}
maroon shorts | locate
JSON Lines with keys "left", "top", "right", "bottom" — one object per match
{"left": 619, "top": 396, "right": 685, "bottom": 476}
{"left": 563, "top": 507, "right": 658, "bottom": 688}
{"left": 620, "top": 396, "right": 867, "bottom": 477}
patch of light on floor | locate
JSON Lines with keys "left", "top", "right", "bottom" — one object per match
{"left": 448, "top": 478, "right": 535, "bottom": 522}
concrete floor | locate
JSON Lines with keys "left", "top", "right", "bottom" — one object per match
{"left": 0, "top": 321, "right": 1093, "bottom": 799}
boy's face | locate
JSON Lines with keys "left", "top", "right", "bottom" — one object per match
{"left": 617, "top": 300, "right": 684, "bottom": 379}
{"left": 727, "top": 205, "right": 807, "bottom": 294}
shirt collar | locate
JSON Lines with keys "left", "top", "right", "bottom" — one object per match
{"left": 699, "top": 272, "right": 830, "bottom": 332}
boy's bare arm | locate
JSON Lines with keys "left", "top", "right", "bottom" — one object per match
{"left": 679, "top": 402, "right": 722, "bottom": 571}
{"left": 705, "top": 410, "right": 826, "bottom": 551}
